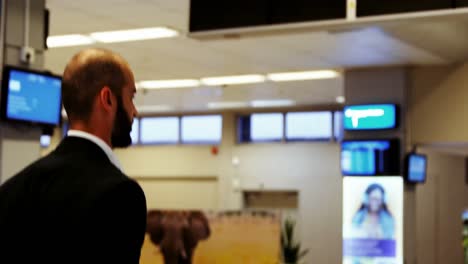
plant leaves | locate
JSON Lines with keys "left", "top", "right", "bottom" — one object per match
{"left": 280, "top": 217, "right": 308, "bottom": 263}
{"left": 298, "top": 249, "right": 309, "bottom": 259}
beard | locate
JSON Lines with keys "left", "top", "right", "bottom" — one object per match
{"left": 111, "top": 98, "right": 133, "bottom": 148}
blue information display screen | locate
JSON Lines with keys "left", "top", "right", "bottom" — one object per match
{"left": 342, "top": 141, "right": 389, "bottom": 175}
{"left": 341, "top": 140, "right": 400, "bottom": 176}
{"left": 407, "top": 154, "right": 427, "bottom": 183}
{"left": 344, "top": 104, "right": 397, "bottom": 130}
{"left": 5, "top": 69, "right": 61, "bottom": 125}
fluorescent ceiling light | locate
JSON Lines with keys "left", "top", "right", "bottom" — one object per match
{"left": 201, "top": 75, "right": 266, "bottom": 86}
{"left": 136, "top": 105, "right": 174, "bottom": 113}
{"left": 207, "top": 101, "right": 249, "bottom": 109}
{"left": 267, "top": 70, "right": 339, "bottom": 82}
{"left": 47, "top": 34, "right": 95, "bottom": 48}
{"left": 251, "top": 99, "right": 295, "bottom": 108}
{"left": 90, "top": 27, "right": 179, "bottom": 43}
{"left": 138, "top": 79, "right": 200, "bottom": 89}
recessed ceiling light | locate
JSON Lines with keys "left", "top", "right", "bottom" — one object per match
{"left": 201, "top": 75, "right": 266, "bottom": 86}
{"left": 207, "top": 101, "right": 250, "bottom": 109}
{"left": 251, "top": 99, "right": 296, "bottom": 108}
{"left": 267, "top": 70, "right": 339, "bottom": 82}
{"left": 90, "top": 27, "right": 179, "bottom": 43}
{"left": 47, "top": 34, "right": 95, "bottom": 48}
{"left": 137, "top": 79, "right": 200, "bottom": 89}
{"left": 336, "top": 96, "right": 346, "bottom": 104}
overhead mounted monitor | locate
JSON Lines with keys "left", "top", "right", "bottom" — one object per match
{"left": 344, "top": 104, "right": 397, "bottom": 131}
{"left": 1, "top": 65, "right": 62, "bottom": 126}
{"left": 455, "top": 0, "right": 468, "bottom": 8}
{"left": 189, "top": 0, "right": 347, "bottom": 32}
{"left": 357, "top": 0, "right": 453, "bottom": 17}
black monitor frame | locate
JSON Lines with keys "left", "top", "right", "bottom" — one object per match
{"left": 404, "top": 152, "right": 428, "bottom": 184}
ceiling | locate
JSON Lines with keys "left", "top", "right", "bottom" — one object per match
{"left": 44, "top": 0, "right": 468, "bottom": 113}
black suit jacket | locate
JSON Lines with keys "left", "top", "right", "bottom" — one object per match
{"left": 0, "top": 137, "right": 147, "bottom": 264}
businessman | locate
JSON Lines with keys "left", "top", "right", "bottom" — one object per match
{"left": 0, "top": 48, "right": 147, "bottom": 264}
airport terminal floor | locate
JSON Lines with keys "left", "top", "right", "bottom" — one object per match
{"left": 0, "top": 1, "right": 467, "bottom": 264}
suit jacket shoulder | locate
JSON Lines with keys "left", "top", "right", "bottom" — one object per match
{"left": 0, "top": 136, "right": 146, "bottom": 223}
{"left": 0, "top": 136, "right": 147, "bottom": 264}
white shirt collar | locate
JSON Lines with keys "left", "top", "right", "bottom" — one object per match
{"left": 67, "top": 130, "right": 123, "bottom": 171}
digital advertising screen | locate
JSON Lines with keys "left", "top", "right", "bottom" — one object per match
{"left": 343, "top": 177, "right": 403, "bottom": 264}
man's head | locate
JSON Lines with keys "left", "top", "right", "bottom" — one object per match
{"left": 62, "top": 48, "right": 137, "bottom": 148}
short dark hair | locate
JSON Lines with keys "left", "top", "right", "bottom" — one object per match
{"left": 62, "top": 48, "right": 129, "bottom": 122}
{"left": 365, "top": 183, "right": 385, "bottom": 196}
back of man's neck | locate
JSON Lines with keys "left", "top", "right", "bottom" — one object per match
{"left": 69, "top": 123, "right": 111, "bottom": 148}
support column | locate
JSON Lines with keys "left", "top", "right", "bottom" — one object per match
{"left": 0, "top": 0, "right": 47, "bottom": 183}
{"left": 344, "top": 67, "right": 416, "bottom": 264}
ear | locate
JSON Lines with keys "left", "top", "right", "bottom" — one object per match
{"left": 189, "top": 211, "right": 211, "bottom": 241}
{"left": 99, "top": 86, "right": 116, "bottom": 112}
{"left": 146, "top": 210, "right": 164, "bottom": 245}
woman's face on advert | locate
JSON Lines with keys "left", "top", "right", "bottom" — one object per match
{"left": 369, "top": 189, "right": 383, "bottom": 213}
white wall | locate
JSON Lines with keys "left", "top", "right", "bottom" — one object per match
{"left": 139, "top": 178, "right": 219, "bottom": 210}
{"left": 116, "top": 146, "right": 221, "bottom": 178}
{"left": 235, "top": 143, "right": 342, "bottom": 264}
{"left": 408, "top": 64, "right": 468, "bottom": 264}
{"left": 1, "top": 138, "right": 41, "bottom": 183}
{"left": 409, "top": 64, "right": 468, "bottom": 143}
{"left": 112, "top": 113, "right": 342, "bottom": 264}
{"left": 0, "top": 125, "right": 41, "bottom": 183}
{"left": 415, "top": 149, "right": 468, "bottom": 264}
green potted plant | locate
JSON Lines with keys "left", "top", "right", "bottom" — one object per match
{"left": 281, "top": 217, "right": 309, "bottom": 264}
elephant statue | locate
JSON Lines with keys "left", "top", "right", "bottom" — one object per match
{"left": 146, "top": 210, "right": 211, "bottom": 264}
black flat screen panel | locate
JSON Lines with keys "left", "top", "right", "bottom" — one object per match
{"left": 189, "top": 0, "right": 269, "bottom": 32}
{"left": 455, "top": 0, "right": 468, "bottom": 7}
{"left": 270, "top": 0, "right": 346, "bottom": 24}
{"left": 357, "top": 0, "right": 453, "bottom": 17}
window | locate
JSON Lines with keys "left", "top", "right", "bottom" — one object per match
{"left": 286, "top": 112, "right": 332, "bottom": 141}
{"left": 130, "top": 118, "right": 139, "bottom": 145}
{"left": 251, "top": 113, "right": 283, "bottom": 142}
{"left": 181, "top": 115, "right": 222, "bottom": 144}
{"left": 334, "top": 111, "right": 343, "bottom": 141}
{"left": 238, "top": 110, "right": 339, "bottom": 144}
{"left": 140, "top": 117, "right": 179, "bottom": 144}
